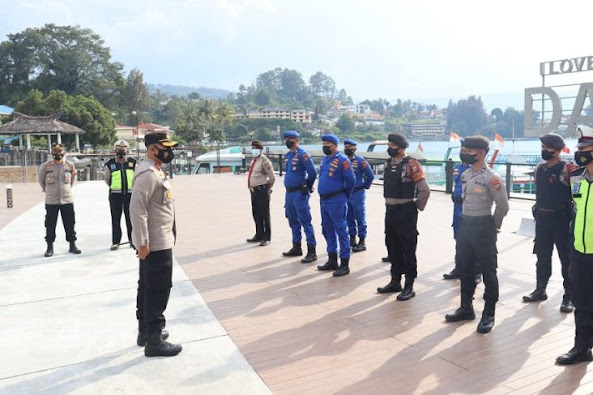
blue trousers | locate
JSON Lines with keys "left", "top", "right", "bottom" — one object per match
{"left": 321, "top": 195, "right": 350, "bottom": 258}
{"left": 285, "top": 191, "right": 316, "bottom": 245}
{"left": 347, "top": 189, "right": 367, "bottom": 238}
{"left": 452, "top": 202, "right": 462, "bottom": 239}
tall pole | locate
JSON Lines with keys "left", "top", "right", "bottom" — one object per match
{"left": 132, "top": 111, "right": 139, "bottom": 159}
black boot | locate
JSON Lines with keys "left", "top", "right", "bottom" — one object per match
{"left": 145, "top": 336, "right": 183, "bottom": 357}
{"left": 44, "top": 242, "right": 54, "bottom": 257}
{"left": 352, "top": 238, "right": 366, "bottom": 253}
{"left": 556, "top": 347, "right": 593, "bottom": 365}
{"left": 137, "top": 329, "right": 170, "bottom": 346}
{"left": 246, "top": 235, "right": 262, "bottom": 243}
{"left": 560, "top": 294, "right": 575, "bottom": 313}
{"left": 317, "top": 253, "right": 338, "bottom": 271}
{"left": 475, "top": 273, "right": 482, "bottom": 285}
{"left": 522, "top": 282, "right": 547, "bottom": 302}
{"left": 445, "top": 304, "right": 476, "bottom": 322}
{"left": 377, "top": 276, "right": 402, "bottom": 293}
{"left": 69, "top": 241, "right": 81, "bottom": 254}
{"left": 333, "top": 258, "right": 350, "bottom": 277}
{"left": 381, "top": 256, "right": 390, "bottom": 263}
{"left": 282, "top": 242, "right": 302, "bottom": 257}
{"left": 350, "top": 236, "right": 357, "bottom": 247}
{"left": 477, "top": 305, "right": 495, "bottom": 333}
{"left": 443, "top": 268, "right": 459, "bottom": 280}
{"left": 301, "top": 244, "right": 317, "bottom": 263}
{"left": 397, "top": 278, "right": 416, "bottom": 301}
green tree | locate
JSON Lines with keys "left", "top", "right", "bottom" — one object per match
{"left": 446, "top": 96, "right": 487, "bottom": 136}
{"left": 15, "top": 89, "right": 116, "bottom": 148}
{"left": 171, "top": 98, "right": 202, "bottom": 143}
{"left": 216, "top": 102, "right": 236, "bottom": 129}
{"left": 123, "top": 68, "right": 150, "bottom": 124}
{"left": 309, "top": 71, "right": 336, "bottom": 97}
{"left": 0, "top": 24, "right": 125, "bottom": 108}
{"left": 208, "top": 128, "right": 226, "bottom": 148}
{"left": 336, "top": 114, "right": 355, "bottom": 133}
{"left": 254, "top": 89, "right": 272, "bottom": 106}
{"left": 491, "top": 108, "right": 504, "bottom": 122}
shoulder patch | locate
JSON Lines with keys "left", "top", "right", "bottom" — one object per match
{"left": 342, "top": 160, "right": 351, "bottom": 170}
{"left": 362, "top": 160, "right": 368, "bottom": 169}
{"left": 302, "top": 153, "right": 309, "bottom": 161}
{"left": 491, "top": 177, "right": 502, "bottom": 190}
{"left": 408, "top": 159, "right": 425, "bottom": 182}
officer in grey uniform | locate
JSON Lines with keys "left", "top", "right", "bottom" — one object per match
{"left": 37, "top": 143, "right": 81, "bottom": 257}
{"left": 445, "top": 135, "right": 509, "bottom": 334}
{"left": 130, "top": 131, "right": 182, "bottom": 357}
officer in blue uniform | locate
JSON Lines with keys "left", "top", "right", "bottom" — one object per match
{"left": 316, "top": 134, "right": 356, "bottom": 276}
{"left": 443, "top": 143, "right": 482, "bottom": 284}
{"left": 282, "top": 130, "right": 318, "bottom": 263}
{"left": 344, "top": 138, "right": 374, "bottom": 252}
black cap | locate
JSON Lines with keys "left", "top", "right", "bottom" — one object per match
{"left": 539, "top": 133, "right": 565, "bottom": 151}
{"left": 387, "top": 133, "right": 409, "bottom": 149}
{"left": 464, "top": 135, "right": 490, "bottom": 151}
{"left": 144, "top": 132, "right": 178, "bottom": 147}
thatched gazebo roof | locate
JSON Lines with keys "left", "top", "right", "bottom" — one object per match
{"left": 0, "top": 112, "right": 85, "bottom": 135}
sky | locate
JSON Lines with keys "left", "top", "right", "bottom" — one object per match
{"left": 1, "top": 0, "right": 593, "bottom": 110}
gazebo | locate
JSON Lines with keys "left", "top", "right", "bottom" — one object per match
{"left": 0, "top": 111, "right": 86, "bottom": 151}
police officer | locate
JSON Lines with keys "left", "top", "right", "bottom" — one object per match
{"left": 316, "top": 135, "right": 355, "bottom": 276}
{"left": 443, "top": 144, "right": 482, "bottom": 284}
{"left": 556, "top": 125, "right": 593, "bottom": 365}
{"left": 282, "top": 130, "right": 318, "bottom": 263}
{"left": 37, "top": 143, "right": 81, "bottom": 257}
{"left": 344, "top": 138, "right": 374, "bottom": 252}
{"left": 445, "top": 136, "right": 509, "bottom": 334}
{"left": 104, "top": 140, "right": 137, "bottom": 250}
{"left": 377, "top": 133, "right": 430, "bottom": 301}
{"left": 523, "top": 133, "right": 575, "bottom": 313}
{"left": 246, "top": 140, "right": 275, "bottom": 246}
{"left": 130, "top": 131, "right": 182, "bottom": 357}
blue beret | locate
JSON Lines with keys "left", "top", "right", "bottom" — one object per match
{"left": 344, "top": 138, "right": 358, "bottom": 146}
{"left": 283, "top": 130, "right": 300, "bottom": 138}
{"left": 322, "top": 134, "right": 339, "bottom": 144}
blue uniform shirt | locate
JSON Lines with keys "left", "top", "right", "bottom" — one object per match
{"left": 453, "top": 162, "right": 470, "bottom": 199}
{"left": 349, "top": 155, "right": 375, "bottom": 189}
{"left": 284, "top": 147, "right": 317, "bottom": 190}
{"left": 318, "top": 152, "right": 355, "bottom": 196}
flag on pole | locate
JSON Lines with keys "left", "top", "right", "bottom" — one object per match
{"left": 494, "top": 133, "right": 505, "bottom": 150}
{"left": 449, "top": 132, "right": 462, "bottom": 147}
{"left": 416, "top": 142, "right": 424, "bottom": 153}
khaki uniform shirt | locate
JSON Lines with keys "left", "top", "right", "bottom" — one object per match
{"left": 37, "top": 160, "right": 76, "bottom": 205}
{"left": 248, "top": 155, "right": 276, "bottom": 188}
{"left": 130, "top": 157, "right": 175, "bottom": 252}
{"left": 461, "top": 165, "right": 509, "bottom": 229}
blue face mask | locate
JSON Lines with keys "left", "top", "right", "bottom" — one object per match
{"left": 252, "top": 149, "right": 261, "bottom": 157}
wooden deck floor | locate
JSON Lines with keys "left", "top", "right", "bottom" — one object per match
{"left": 170, "top": 173, "right": 592, "bottom": 394}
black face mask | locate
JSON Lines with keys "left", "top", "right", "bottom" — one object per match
{"left": 460, "top": 153, "right": 478, "bottom": 164}
{"left": 286, "top": 141, "right": 295, "bottom": 149}
{"left": 52, "top": 154, "right": 64, "bottom": 161}
{"left": 322, "top": 146, "right": 333, "bottom": 156}
{"left": 116, "top": 151, "right": 126, "bottom": 158}
{"left": 344, "top": 148, "right": 354, "bottom": 157}
{"left": 541, "top": 150, "right": 555, "bottom": 161}
{"left": 156, "top": 147, "right": 174, "bottom": 164}
{"left": 387, "top": 147, "right": 400, "bottom": 157}
{"left": 575, "top": 151, "right": 593, "bottom": 166}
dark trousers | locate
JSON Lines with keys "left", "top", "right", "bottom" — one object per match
{"left": 44, "top": 203, "right": 76, "bottom": 243}
{"left": 457, "top": 216, "right": 499, "bottom": 313}
{"left": 109, "top": 193, "right": 132, "bottom": 245}
{"left": 251, "top": 186, "right": 271, "bottom": 241}
{"left": 534, "top": 210, "right": 571, "bottom": 294}
{"left": 571, "top": 250, "right": 593, "bottom": 348}
{"left": 136, "top": 249, "right": 173, "bottom": 336}
{"left": 385, "top": 202, "right": 418, "bottom": 280}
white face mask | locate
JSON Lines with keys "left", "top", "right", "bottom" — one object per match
{"left": 252, "top": 148, "right": 261, "bottom": 157}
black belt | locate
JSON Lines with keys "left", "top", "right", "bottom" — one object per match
{"left": 354, "top": 186, "right": 365, "bottom": 192}
{"left": 250, "top": 184, "right": 268, "bottom": 192}
{"left": 320, "top": 190, "right": 346, "bottom": 201}
{"left": 286, "top": 185, "right": 301, "bottom": 193}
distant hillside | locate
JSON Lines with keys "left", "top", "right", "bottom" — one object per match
{"left": 147, "top": 83, "right": 232, "bottom": 99}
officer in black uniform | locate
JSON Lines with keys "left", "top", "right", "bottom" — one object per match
{"left": 523, "top": 133, "right": 575, "bottom": 313}
{"left": 104, "top": 140, "right": 137, "bottom": 250}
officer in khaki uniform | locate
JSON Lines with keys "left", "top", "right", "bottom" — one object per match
{"left": 246, "top": 140, "right": 275, "bottom": 246}
{"left": 37, "top": 143, "right": 81, "bottom": 257}
{"left": 557, "top": 125, "right": 593, "bottom": 365}
{"left": 130, "top": 132, "right": 182, "bottom": 357}
{"left": 105, "top": 140, "right": 137, "bottom": 250}
{"left": 445, "top": 136, "right": 509, "bottom": 334}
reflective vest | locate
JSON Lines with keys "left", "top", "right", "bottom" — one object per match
{"left": 571, "top": 167, "right": 593, "bottom": 254}
{"left": 107, "top": 158, "right": 136, "bottom": 194}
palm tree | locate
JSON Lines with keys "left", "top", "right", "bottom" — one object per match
{"left": 174, "top": 98, "right": 203, "bottom": 143}
{"left": 216, "top": 102, "right": 236, "bottom": 130}
{"left": 198, "top": 99, "right": 216, "bottom": 140}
